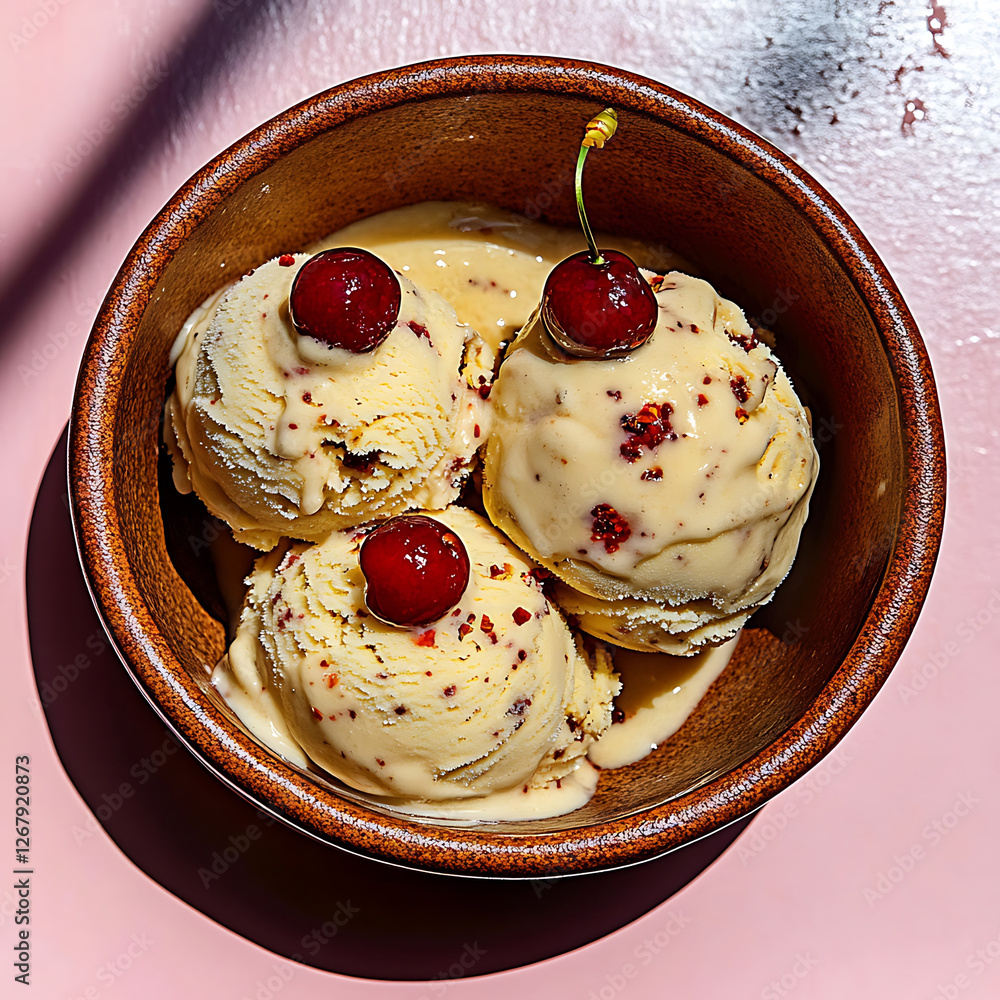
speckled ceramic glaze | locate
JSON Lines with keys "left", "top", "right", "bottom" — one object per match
{"left": 69, "top": 55, "right": 945, "bottom": 878}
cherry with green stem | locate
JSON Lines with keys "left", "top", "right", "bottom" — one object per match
{"left": 541, "top": 108, "right": 658, "bottom": 358}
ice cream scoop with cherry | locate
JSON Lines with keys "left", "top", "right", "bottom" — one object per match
{"left": 483, "top": 108, "right": 819, "bottom": 654}
{"left": 166, "top": 246, "right": 494, "bottom": 550}
{"left": 212, "top": 507, "right": 619, "bottom": 810}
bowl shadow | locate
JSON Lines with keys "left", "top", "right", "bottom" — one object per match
{"left": 30, "top": 427, "right": 753, "bottom": 979}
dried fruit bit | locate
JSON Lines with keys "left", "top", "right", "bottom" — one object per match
{"left": 458, "top": 623, "right": 473, "bottom": 639}
{"left": 620, "top": 402, "right": 676, "bottom": 461}
{"left": 376, "top": 758, "right": 386, "bottom": 767}
{"left": 310, "top": 707, "right": 324, "bottom": 721}
{"left": 443, "top": 685, "right": 457, "bottom": 698}
{"left": 278, "top": 254, "right": 296, "bottom": 267}
{"left": 697, "top": 393, "right": 709, "bottom": 406}
{"left": 414, "top": 629, "right": 436, "bottom": 647}
{"left": 325, "top": 672, "right": 339, "bottom": 688}
{"left": 479, "top": 614, "right": 499, "bottom": 644}
{"left": 730, "top": 375, "right": 751, "bottom": 404}
{"left": 736, "top": 408, "right": 749, "bottom": 424}
{"left": 590, "top": 503, "right": 632, "bottom": 553}
{"left": 508, "top": 697, "right": 532, "bottom": 716}
{"left": 340, "top": 448, "right": 377, "bottom": 473}
{"left": 641, "top": 467, "right": 663, "bottom": 481}
{"left": 394, "top": 705, "right": 407, "bottom": 715}
{"left": 728, "top": 329, "right": 758, "bottom": 353}
{"left": 512, "top": 607, "right": 532, "bottom": 626}
{"left": 525, "top": 567, "right": 555, "bottom": 593}
{"left": 489, "top": 563, "right": 513, "bottom": 579}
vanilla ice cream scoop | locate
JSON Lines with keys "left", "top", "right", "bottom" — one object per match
{"left": 165, "top": 253, "right": 493, "bottom": 550}
{"left": 483, "top": 270, "right": 818, "bottom": 654}
{"left": 213, "top": 507, "right": 618, "bottom": 806}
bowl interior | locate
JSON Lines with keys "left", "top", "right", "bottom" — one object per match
{"left": 73, "top": 63, "right": 937, "bottom": 875}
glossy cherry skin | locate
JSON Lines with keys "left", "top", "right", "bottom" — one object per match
{"left": 288, "top": 247, "right": 401, "bottom": 353}
{"left": 359, "top": 516, "right": 471, "bottom": 627}
{"left": 540, "top": 249, "right": 658, "bottom": 357}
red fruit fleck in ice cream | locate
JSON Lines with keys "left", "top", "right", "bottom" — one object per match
{"left": 619, "top": 402, "right": 676, "bottom": 461}
{"left": 590, "top": 503, "right": 632, "bottom": 553}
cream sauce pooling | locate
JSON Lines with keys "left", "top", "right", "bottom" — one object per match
{"left": 589, "top": 634, "right": 740, "bottom": 770}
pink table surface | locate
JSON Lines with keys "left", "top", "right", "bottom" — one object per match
{"left": 2, "top": 1, "right": 998, "bottom": 997}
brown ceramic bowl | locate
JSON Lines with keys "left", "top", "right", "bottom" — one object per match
{"left": 69, "top": 55, "right": 944, "bottom": 878}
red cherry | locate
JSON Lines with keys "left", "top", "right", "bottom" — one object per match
{"left": 288, "top": 248, "right": 401, "bottom": 353}
{"left": 540, "top": 249, "right": 657, "bottom": 357}
{"left": 359, "top": 516, "right": 471, "bottom": 627}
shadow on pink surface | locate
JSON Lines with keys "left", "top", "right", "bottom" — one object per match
{"left": 27, "top": 427, "right": 754, "bottom": 980}
{"left": 0, "top": 0, "right": 276, "bottom": 338}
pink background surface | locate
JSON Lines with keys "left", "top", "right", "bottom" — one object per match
{"left": 2, "top": 1, "right": 998, "bottom": 997}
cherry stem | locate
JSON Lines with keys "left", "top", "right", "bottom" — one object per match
{"left": 575, "top": 144, "right": 604, "bottom": 266}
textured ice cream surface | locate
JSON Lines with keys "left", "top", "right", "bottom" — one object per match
{"left": 165, "top": 253, "right": 493, "bottom": 550}
{"left": 213, "top": 506, "right": 619, "bottom": 808}
{"left": 483, "top": 270, "right": 818, "bottom": 654}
